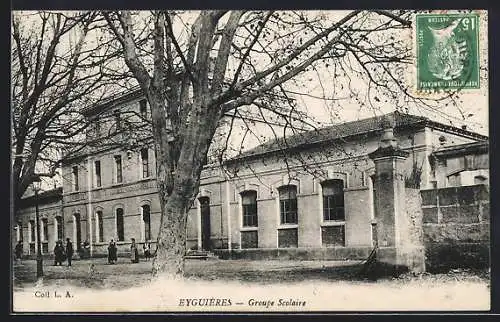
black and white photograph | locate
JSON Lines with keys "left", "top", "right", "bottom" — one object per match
{"left": 10, "top": 9, "right": 490, "bottom": 312}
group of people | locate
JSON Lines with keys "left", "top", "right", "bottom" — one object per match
{"left": 14, "top": 237, "right": 153, "bottom": 266}
{"left": 107, "top": 238, "right": 153, "bottom": 264}
{"left": 53, "top": 238, "right": 74, "bottom": 266}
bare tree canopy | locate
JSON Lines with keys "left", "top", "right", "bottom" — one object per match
{"left": 102, "top": 10, "right": 475, "bottom": 279}
{"left": 11, "top": 11, "right": 133, "bottom": 202}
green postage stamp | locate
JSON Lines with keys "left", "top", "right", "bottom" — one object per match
{"left": 416, "top": 13, "right": 480, "bottom": 90}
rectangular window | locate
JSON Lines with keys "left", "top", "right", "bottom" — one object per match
{"left": 94, "top": 160, "right": 102, "bottom": 187}
{"left": 141, "top": 148, "right": 149, "bottom": 178}
{"left": 29, "top": 220, "right": 35, "bottom": 242}
{"left": 96, "top": 211, "right": 104, "bottom": 243}
{"left": 139, "top": 99, "right": 147, "bottom": 119}
{"left": 72, "top": 166, "right": 79, "bottom": 191}
{"left": 94, "top": 116, "right": 101, "bottom": 138}
{"left": 55, "top": 216, "right": 63, "bottom": 241}
{"left": 114, "top": 110, "right": 121, "bottom": 131}
{"left": 322, "top": 180, "right": 345, "bottom": 221}
{"left": 116, "top": 209, "right": 124, "bottom": 241}
{"left": 241, "top": 191, "right": 258, "bottom": 227}
{"left": 279, "top": 185, "right": 298, "bottom": 224}
{"left": 465, "top": 155, "right": 475, "bottom": 170}
{"left": 41, "top": 218, "right": 48, "bottom": 241}
{"left": 115, "top": 155, "right": 122, "bottom": 183}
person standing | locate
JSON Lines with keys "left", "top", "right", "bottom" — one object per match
{"left": 130, "top": 238, "right": 139, "bottom": 263}
{"left": 53, "top": 240, "right": 65, "bottom": 266}
{"left": 143, "top": 240, "right": 151, "bottom": 261}
{"left": 15, "top": 241, "right": 23, "bottom": 261}
{"left": 108, "top": 239, "right": 117, "bottom": 264}
{"left": 66, "top": 238, "right": 74, "bottom": 267}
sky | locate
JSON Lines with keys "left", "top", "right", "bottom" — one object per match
{"left": 13, "top": 10, "right": 489, "bottom": 192}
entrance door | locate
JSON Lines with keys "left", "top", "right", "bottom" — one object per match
{"left": 199, "top": 197, "right": 211, "bottom": 251}
{"left": 74, "top": 213, "right": 82, "bottom": 251}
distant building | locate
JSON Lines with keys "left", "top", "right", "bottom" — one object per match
{"left": 429, "top": 140, "right": 489, "bottom": 188}
{"left": 12, "top": 88, "right": 489, "bottom": 259}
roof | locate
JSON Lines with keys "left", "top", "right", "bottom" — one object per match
{"left": 81, "top": 85, "right": 143, "bottom": 117}
{"left": 228, "top": 111, "right": 488, "bottom": 162}
{"left": 432, "top": 140, "right": 489, "bottom": 158}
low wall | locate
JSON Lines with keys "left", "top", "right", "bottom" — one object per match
{"left": 214, "top": 247, "right": 372, "bottom": 261}
{"left": 420, "top": 184, "right": 490, "bottom": 272}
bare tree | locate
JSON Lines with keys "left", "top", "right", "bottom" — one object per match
{"left": 102, "top": 10, "right": 478, "bottom": 279}
{"left": 11, "top": 11, "right": 135, "bottom": 203}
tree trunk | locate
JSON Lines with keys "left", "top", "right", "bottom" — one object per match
{"left": 152, "top": 189, "right": 190, "bottom": 279}
{"left": 151, "top": 94, "right": 221, "bottom": 279}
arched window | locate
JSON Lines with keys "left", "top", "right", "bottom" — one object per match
{"left": 29, "top": 220, "right": 35, "bottom": 242}
{"left": 116, "top": 208, "right": 124, "bottom": 241}
{"left": 278, "top": 185, "right": 298, "bottom": 224}
{"left": 15, "top": 222, "right": 22, "bottom": 242}
{"left": 142, "top": 205, "right": 151, "bottom": 241}
{"left": 55, "top": 216, "right": 63, "bottom": 241}
{"left": 41, "top": 218, "right": 48, "bottom": 241}
{"left": 321, "top": 179, "right": 345, "bottom": 221}
{"left": 241, "top": 190, "right": 258, "bottom": 227}
{"left": 41, "top": 218, "right": 49, "bottom": 254}
{"left": 96, "top": 211, "right": 104, "bottom": 242}
{"left": 73, "top": 213, "right": 82, "bottom": 250}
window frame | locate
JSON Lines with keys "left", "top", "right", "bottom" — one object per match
{"left": 94, "top": 160, "right": 102, "bottom": 187}
{"left": 72, "top": 166, "right": 79, "bottom": 191}
{"left": 241, "top": 190, "right": 258, "bottom": 227}
{"left": 141, "top": 148, "right": 150, "bottom": 178}
{"left": 142, "top": 205, "right": 151, "bottom": 241}
{"left": 321, "top": 179, "right": 345, "bottom": 222}
{"left": 41, "top": 218, "right": 48, "bottom": 242}
{"left": 278, "top": 185, "right": 298, "bottom": 225}
{"left": 114, "top": 110, "right": 121, "bottom": 131}
{"left": 55, "top": 216, "right": 63, "bottom": 241}
{"left": 114, "top": 155, "right": 123, "bottom": 183}
{"left": 96, "top": 211, "right": 104, "bottom": 243}
{"left": 116, "top": 208, "right": 125, "bottom": 241}
{"left": 29, "top": 220, "right": 35, "bottom": 242}
{"left": 17, "top": 221, "right": 23, "bottom": 242}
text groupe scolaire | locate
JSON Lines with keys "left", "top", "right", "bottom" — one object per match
{"left": 178, "top": 298, "right": 306, "bottom": 307}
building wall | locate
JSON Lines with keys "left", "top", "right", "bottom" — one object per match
{"left": 49, "top": 116, "right": 487, "bottom": 258}
{"left": 15, "top": 198, "right": 62, "bottom": 257}
{"left": 420, "top": 184, "right": 490, "bottom": 272}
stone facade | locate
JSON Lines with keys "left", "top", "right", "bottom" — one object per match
{"left": 12, "top": 88, "right": 489, "bottom": 262}
{"left": 420, "top": 184, "right": 490, "bottom": 272}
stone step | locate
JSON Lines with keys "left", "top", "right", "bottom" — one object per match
{"left": 184, "top": 250, "right": 219, "bottom": 260}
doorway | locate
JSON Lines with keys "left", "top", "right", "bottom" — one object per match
{"left": 199, "top": 197, "right": 211, "bottom": 251}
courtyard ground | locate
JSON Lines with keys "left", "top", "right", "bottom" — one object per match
{"left": 12, "top": 257, "right": 490, "bottom": 312}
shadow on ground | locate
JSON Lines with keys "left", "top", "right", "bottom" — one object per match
{"left": 12, "top": 258, "right": 490, "bottom": 291}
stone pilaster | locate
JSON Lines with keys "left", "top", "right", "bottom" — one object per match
{"left": 368, "top": 127, "right": 425, "bottom": 273}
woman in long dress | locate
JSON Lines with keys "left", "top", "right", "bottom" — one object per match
{"left": 130, "top": 238, "right": 139, "bottom": 263}
{"left": 108, "top": 239, "right": 117, "bottom": 264}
